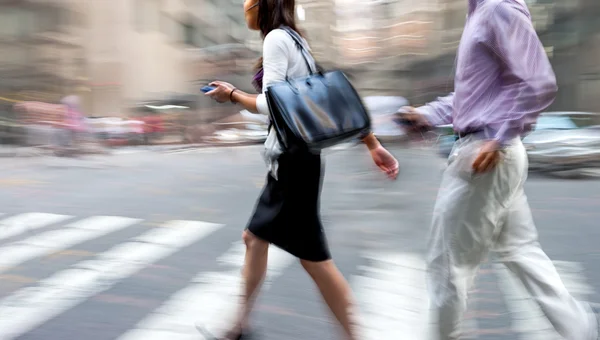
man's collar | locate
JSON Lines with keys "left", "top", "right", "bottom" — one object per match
{"left": 469, "top": 0, "right": 485, "bottom": 14}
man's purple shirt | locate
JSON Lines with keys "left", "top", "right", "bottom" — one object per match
{"left": 418, "top": 0, "right": 558, "bottom": 146}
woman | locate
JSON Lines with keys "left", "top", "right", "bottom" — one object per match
{"left": 202, "top": 0, "right": 399, "bottom": 339}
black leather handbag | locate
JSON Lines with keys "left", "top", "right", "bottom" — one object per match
{"left": 265, "top": 28, "right": 371, "bottom": 153}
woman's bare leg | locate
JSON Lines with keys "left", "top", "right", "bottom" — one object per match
{"left": 226, "top": 230, "right": 269, "bottom": 338}
{"left": 301, "top": 259, "right": 359, "bottom": 340}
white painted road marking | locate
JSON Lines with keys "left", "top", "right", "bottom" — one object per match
{"left": 0, "top": 220, "right": 223, "bottom": 339}
{"left": 351, "top": 252, "right": 431, "bottom": 340}
{"left": 117, "top": 241, "right": 295, "bottom": 340}
{"left": 0, "top": 213, "right": 72, "bottom": 241}
{"left": 0, "top": 216, "right": 141, "bottom": 274}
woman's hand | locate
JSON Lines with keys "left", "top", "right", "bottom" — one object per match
{"left": 370, "top": 145, "right": 400, "bottom": 180}
{"left": 205, "top": 81, "right": 236, "bottom": 103}
{"left": 363, "top": 133, "right": 399, "bottom": 179}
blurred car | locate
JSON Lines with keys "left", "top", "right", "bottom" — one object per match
{"left": 86, "top": 117, "right": 146, "bottom": 145}
{"left": 523, "top": 112, "right": 600, "bottom": 171}
{"left": 437, "top": 112, "right": 600, "bottom": 171}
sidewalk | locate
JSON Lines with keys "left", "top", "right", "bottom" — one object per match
{"left": 0, "top": 144, "right": 110, "bottom": 158}
{"left": 0, "top": 146, "right": 47, "bottom": 158}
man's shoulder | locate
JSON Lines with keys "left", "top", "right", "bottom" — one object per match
{"left": 477, "top": 0, "right": 532, "bottom": 29}
{"left": 482, "top": 0, "right": 530, "bottom": 18}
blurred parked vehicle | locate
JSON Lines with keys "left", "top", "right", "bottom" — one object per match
{"left": 86, "top": 117, "right": 146, "bottom": 145}
{"left": 0, "top": 113, "right": 24, "bottom": 145}
{"left": 205, "top": 110, "right": 268, "bottom": 144}
{"left": 523, "top": 112, "right": 600, "bottom": 171}
{"left": 437, "top": 112, "right": 600, "bottom": 171}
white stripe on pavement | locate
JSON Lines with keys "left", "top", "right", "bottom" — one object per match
{"left": 0, "top": 216, "right": 141, "bottom": 274}
{"left": 0, "top": 213, "right": 72, "bottom": 241}
{"left": 0, "top": 220, "right": 223, "bottom": 339}
{"left": 117, "top": 241, "right": 295, "bottom": 340}
{"left": 351, "top": 252, "right": 431, "bottom": 340}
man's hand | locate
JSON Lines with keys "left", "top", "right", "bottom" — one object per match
{"left": 472, "top": 140, "right": 502, "bottom": 173}
{"left": 396, "top": 106, "right": 432, "bottom": 132}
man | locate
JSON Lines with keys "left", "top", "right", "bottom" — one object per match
{"left": 400, "top": 0, "right": 599, "bottom": 339}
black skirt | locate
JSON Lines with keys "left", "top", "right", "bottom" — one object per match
{"left": 246, "top": 151, "right": 331, "bottom": 262}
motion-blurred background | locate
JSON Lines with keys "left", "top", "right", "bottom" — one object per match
{"left": 2, "top": 3, "right": 600, "bottom": 340}
{"left": 2, "top": 0, "right": 599, "bottom": 155}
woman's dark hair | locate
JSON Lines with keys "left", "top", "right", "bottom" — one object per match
{"left": 257, "top": 0, "right": 299, "bottom": 38}
{"left": 254, "top": 0, "right": 304, "bottom": 71}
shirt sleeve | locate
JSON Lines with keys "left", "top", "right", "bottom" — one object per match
{"left": 256, "top": 30, "right": 290, "bottom": 115}
{"left": 483, "top": 2, "right": 558, "bottom": 145}
{"left": 416, "top": 92, "right": 455, "bottom": 126}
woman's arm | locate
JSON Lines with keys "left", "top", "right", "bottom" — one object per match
{"left": 362, "top": 131, "right": 399, "bottom": 179}
{"left": 361, "top": 132, "right": 381, "bottom": 150}
{"left": 205, "top": 81, "right": 259, "bottom": 113}
{"left": 207, "top": 31, "right": 289, "bottom": 115}
{"left": 231, "top": 90, "right": 258, "bottom": 113}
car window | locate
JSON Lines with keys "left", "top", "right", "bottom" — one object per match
{"left": 534, "top": 116, "right": 577, "bottom": 130}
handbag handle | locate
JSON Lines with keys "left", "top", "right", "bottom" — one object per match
{"left": 281, "top": 27, "right": 320, "bottom": 75}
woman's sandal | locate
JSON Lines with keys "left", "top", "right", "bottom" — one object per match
{"left": 195, "top": 324, "right": 254, "bottom": 340}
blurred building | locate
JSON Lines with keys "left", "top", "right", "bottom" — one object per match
{"left": 536, "top": 0, "right": 600, "bottom": 114}
{"left": 3, "top": 0, "right": 599, "bottom": 124}
{"left": 0, "top": 0, "right": 262, "bottom": 120}
{"left": 296, "top": 0, "right": 337, "bottom": 66}
{"left": 85, "top": 0, "right": 206, "bottom": 117}
{"left": 0, "top": 0, "right": 87, "bottom": 106}
{"left": 332, "top": 0, "right": 467, "bottom": 98}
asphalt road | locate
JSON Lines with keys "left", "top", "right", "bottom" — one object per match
{"left": 0, "top": 144, "right": 599, "bottom": 340}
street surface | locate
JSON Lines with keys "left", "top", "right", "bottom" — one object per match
{"left": 0, "top": 144, "right": 599, "bottom": 340}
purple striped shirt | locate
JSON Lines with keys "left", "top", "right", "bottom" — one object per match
{"left": 419, "top": 0, "right": 558, "bottom": 146}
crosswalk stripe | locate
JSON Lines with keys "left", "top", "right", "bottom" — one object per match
{"left": 0, "top": 216, "right": 141, "bottom": 275}
{"left": 0, "top": 213, "right": 72, "bottom": 241}
{"left": 351, "top": 252, "right": 431, "bottom": 340}
{"left": 0, "top": 220, "right": 223, "bottom": 339}
{"left": 116, "top": 241, "right": 295, "bottom": 340}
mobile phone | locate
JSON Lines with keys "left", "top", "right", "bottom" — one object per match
{"left": 201, "top": 86, "right": 215, "bottom": 93}
{"left": 393, "top": 117, "right": 416, "bottom": 127}
{"left": 393, "top": 116, "right": 430, "bottom": 133}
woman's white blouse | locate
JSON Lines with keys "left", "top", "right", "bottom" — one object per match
{"left": 255, "top": 28, "right": 315, "bottom": 180}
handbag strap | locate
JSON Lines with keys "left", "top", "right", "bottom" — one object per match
{"left": 281, "top": 27, "right": 317, "bottom": 75}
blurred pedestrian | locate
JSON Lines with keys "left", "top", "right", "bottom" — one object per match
{"left": 399, "top": 0, "right": 598, "bottom": 339}
{"left": 60, "top": 95, "right": 87, "bottom": 151}
{"left": 201, "top": 0, "right": 398, "bottom": 339}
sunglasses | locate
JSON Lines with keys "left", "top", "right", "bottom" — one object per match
{"left": 246, "top": 2, "right": 259, "bottom": 11}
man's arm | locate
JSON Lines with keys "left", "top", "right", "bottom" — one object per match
{"left": 483, "top": 2, "right": 558, "bottom": 145}
{"left": 415, "top": 93, "right": 455, "bottom": 126}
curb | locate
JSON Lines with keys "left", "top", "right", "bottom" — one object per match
{"left": 157, "top": 142, "right": 263, "bottom": 153}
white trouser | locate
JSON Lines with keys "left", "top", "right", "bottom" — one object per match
{"left": 427, "top": 135, "right": 597, "bottom": 340}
